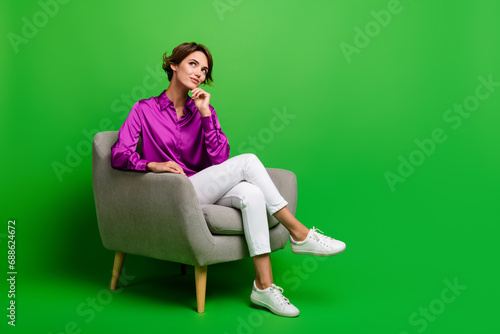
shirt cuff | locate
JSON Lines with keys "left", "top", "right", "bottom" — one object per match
{"left": 136, "top": 160, "right": 150, "bottom": 172}
{"left": 201, "top": 115, "right": 215, "bottom": 132}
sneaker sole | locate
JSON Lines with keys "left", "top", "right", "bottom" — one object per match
{"left": 291, "top": 246, "right": 346, "bottom": 256}
{"left": 250, "top": 295, "right": 300, "bottom": 318}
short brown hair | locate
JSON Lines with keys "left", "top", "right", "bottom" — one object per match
{"left": 162, "top": 42, "right": 214, "bottom": 85}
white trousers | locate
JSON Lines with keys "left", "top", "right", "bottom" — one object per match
{"left": 189, "top": 153, "right": 288, "bottom": 257}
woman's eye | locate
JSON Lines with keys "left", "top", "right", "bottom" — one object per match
{"left": 190, "top": 62, "right": 195, "bottom": 66}
{"left": 202, "top": 69, "right": 207, "bottom": 74}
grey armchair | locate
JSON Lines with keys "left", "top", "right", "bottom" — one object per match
{"left": 92, "top": 131, "right": 298, "bottom": 312}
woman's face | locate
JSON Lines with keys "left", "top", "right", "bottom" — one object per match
{"left": 171, "top": 51, "right": 209, "bottom": 90}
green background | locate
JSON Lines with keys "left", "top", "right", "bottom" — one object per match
{"left": 2, "top": 0, "right": 499, "bottom": 333}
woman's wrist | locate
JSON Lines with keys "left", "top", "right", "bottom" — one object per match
{"left": 199, "top": 108, "right": 211, "bottom": 117}
{"left": 146, "top": 162, "right": 156, "bottom": 171}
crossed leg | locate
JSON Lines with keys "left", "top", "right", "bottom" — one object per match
{"left": 189, "top": 153, "right": 309, "bottom": 289}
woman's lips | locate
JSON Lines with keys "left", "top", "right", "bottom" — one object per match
{"left": 190, "top": 77, "right": 199, "bottom": 84}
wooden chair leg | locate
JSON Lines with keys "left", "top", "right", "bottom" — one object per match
{"left": 194, "top": 266, "right": 207, "bottom": 313}
{"left": 110, "top": 251, "right": 126, "bottom": 290}
{"left": 181, "top": 263, "right": 187, "bottom": 275}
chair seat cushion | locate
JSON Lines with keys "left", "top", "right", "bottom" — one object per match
{"left": 201, "top": 204, "right": 279, "bottom": 235}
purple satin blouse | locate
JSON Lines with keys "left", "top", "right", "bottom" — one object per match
{"left": 110, "top": 90, "right": 230, "bottom": 177}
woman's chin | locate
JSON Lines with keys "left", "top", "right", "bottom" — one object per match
{"left": 186, "top": 83, "right": 198, "bottom": 91}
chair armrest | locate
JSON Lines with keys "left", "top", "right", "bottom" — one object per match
{"left": 266, "top": 168, "right": 298, "bottom": 218}
{"left": 92, "top": 167, "right": 215, "bottom": 266}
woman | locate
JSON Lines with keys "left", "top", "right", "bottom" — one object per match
{"left": 110, "top": 42, "right": 346, "bottom": 317}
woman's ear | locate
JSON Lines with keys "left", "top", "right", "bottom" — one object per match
{"left": 170, "top": 63, "right": 177, "bottom": 72}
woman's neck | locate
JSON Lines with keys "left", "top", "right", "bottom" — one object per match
{"left": 165, "top": 80, "right": 188, "bottom": 109}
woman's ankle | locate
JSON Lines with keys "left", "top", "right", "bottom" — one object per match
{"left": 254, "top": 279, "right": 272, "bottom": 290}
{"left": 290, "top": 228, "right": 309, "bottom": 242}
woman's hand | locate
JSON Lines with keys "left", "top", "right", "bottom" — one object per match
{"left": 191, "top": 87, "right": 212, "bottom": 117}
{"left": 146, "top": 161, "right": 186, "bottom": 176}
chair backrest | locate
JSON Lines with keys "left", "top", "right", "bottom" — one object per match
{"left": 91, "top": 131, "right": 118, "bottom": 238}
{"left": 93, "top": 130, "right": 118, "bottom": 159}
{"left": 92, "top": 130, "right": 143, "bottom": 185}
{"left": 92, "top": 131, "right": 118, "bottom": 191}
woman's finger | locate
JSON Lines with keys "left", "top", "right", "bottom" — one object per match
{"left": 192, "top": 88, "right": 207, "bottom": 98}
{"left": 173, "top": 164, "right": 185, "bottom": 175}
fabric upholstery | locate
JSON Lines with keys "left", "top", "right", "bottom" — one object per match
{"left": 201, "top": 204, "right": 280, "bottom": 235}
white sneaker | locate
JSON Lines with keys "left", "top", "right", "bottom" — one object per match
{"left": 250, "top": 281, "right": 300, "bottom": 317}
{"left": 290, "top": 226, "right": 346, "bottom": 256}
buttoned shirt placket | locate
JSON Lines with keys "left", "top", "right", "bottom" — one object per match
{"left": 174, "top": 108, "right": 182, "bottom": 161}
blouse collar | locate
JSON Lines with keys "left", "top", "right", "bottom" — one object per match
{"left": 157, "top": 90, "right": 195, "bottom": 114}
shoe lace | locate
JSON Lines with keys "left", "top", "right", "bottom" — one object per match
{"left": 270, "top": 284, "right": 291, "bottom": 305}
{"left": 310, "top": 226, "right": 334, "bottom": 245}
